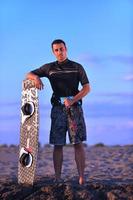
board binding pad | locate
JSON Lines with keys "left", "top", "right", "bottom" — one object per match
{"left": 18, "top": 79, "right": 39, "bottom": 185}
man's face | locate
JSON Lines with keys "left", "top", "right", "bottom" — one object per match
{"left": 52, "top": 43, "right": 67, "bottom": 62}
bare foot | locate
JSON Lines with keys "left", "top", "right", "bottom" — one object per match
{"left": 79, "top": 177, "right": 84, "bottom": 185}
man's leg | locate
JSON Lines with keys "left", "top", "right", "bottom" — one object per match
{"left": 74, "top": 143, "right": 85, "bottom": 185}
{"left": 53, "top": 145, "right": 63, "bottom": 180}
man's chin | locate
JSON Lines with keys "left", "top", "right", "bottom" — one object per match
{"left": 58, "top": 58, "right": 66, "bottom": 63}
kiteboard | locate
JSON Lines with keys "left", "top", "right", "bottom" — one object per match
{"left": 18, "top": 79, "right": 39, "bottom": 185}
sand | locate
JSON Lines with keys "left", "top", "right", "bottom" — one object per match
{"left": 0, "top": 144, "right": 133, "bottom": 199}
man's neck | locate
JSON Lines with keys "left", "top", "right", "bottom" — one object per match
{"left": 57, "top": 58, "right": 68, "bottom": 64}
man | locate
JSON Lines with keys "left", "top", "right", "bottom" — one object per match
{"left": 26, "top": 39, "right": 91, "bottom": 185}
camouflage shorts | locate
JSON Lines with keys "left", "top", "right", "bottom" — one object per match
{"left": 50, "top": 105, "right": 87, "bottom": 145}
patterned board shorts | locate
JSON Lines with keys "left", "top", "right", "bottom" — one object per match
{"left": 50, "top": 105, "right": 87, "bottom": 145}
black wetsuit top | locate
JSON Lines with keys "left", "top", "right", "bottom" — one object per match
{"left": 31, "top": 59, "right": 89, "bottom": 104}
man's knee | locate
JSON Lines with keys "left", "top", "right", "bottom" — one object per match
{"left": 74, "top": 143, "right": 83, "bottom": 150}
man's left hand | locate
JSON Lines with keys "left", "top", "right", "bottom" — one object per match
{"left": 64, "top": 98, "right": 74, "bottom": 108}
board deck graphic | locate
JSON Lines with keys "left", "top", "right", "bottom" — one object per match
{"left": 18, "top": 79, "right": 39, "bottom": 185}
{"left": 66, "top": 107, "right": 77, "bottom": 144}
{"left": 60, "top": 97, "right": 78, "bottom": 144}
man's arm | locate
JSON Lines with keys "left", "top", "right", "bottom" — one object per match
{"left": 64, "top": 83, "right": 91, "bottom": 107}
{"left": 26, "top": 72, "right": 44, "bottom": 90}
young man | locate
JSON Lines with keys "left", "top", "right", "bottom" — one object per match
{"left": 26, "top": 39, "right": 91, "bottom": 185}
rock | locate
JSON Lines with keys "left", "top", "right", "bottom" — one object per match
{"left": 0, "top": 179, "right": 133, "bottom": 200}
{"left": 107, "top": 191, "right": 117, "bottom": 200}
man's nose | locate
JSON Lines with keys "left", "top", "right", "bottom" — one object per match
{"left": 58, "top": 49, "right": 62, "bottom": 54}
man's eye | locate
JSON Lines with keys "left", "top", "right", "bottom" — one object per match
{"left": 54, "top": 48, "right": 64, "bottom": 52}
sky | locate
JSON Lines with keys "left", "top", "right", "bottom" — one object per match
{"left": 0, "top": 0, "right": 133, "bottom": 145}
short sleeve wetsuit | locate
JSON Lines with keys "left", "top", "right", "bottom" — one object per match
{"left": 31, "top": 59, "right": 89, "bottom": 104}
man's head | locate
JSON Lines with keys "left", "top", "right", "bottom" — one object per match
{"left": 51, "top": 39, "right": 67, "bottom": 63}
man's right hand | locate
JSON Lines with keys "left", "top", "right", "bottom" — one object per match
{"left": 34, "top": 76, "right": 44, "bottom": 90}
{"left": 26, "top": 73, "right": 44, "bottom": 90}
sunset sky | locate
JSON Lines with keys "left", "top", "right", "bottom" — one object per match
{"left": 0, "top": 0, "right": 133, "bottom": 145}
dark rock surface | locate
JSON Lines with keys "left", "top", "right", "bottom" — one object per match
{"left": 0, "top": 177, "right": 133, "bottom": 200}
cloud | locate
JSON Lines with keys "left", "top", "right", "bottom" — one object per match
{"left": 78, "top": 54, "right": 104, "bottom": 64}
{"left": 0, "top": 101, "right": 20, "bottom": 107}
{"left": 127, "top": 120, "right": 133, "bottom": 128}
{"left": 94, "top": 92, "right": 133, "bottom": 98}
{"left": 110, "top": 55, "right": 133, "bottom": 65}
{"left": 123, "top": 74, "right": 133, "bottom": 81}
{"left": 78, "top": 54, "right": 133, "bottom": 66}
{"left": 84, "top": 100, "right": 133, "bottom": 119}
{"left": 86, "top": 117, "right": 133, "bottom": 145}
{"left": 0, "top": 100, "right": 133, "bottom": 145}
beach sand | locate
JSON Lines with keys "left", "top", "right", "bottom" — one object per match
{"left": 0, "top": 144, "right": 133, "bottom": 199}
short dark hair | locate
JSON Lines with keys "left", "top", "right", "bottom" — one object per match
{"left": 51, "top": 39, "right": 66, "bottom": 49}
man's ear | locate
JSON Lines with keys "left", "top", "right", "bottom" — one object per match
{"left": 52, "top": 48, "right": 54, "bottom": 54}
{"left": 65, "top": 46, "right": 67, "bottom": 52}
